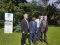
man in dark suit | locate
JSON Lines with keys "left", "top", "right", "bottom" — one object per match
{"left": 29, "top": 16, "right": 37, "bottom": 45}
{"left": 39, "top": 16, "right": 48, "bottom": 44}
{"left": 35, "top": 16, "right": 41, "bottom": 41}
{"left": 21, "top": 13, "right": 29, "bottom": 45}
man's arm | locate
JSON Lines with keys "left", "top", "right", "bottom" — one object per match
{"left": 35, "top": 22, "right": 37, "bottom": 33}
{"left": 45, "top": 21, "right": 48, "bottom": 33}
{"left": 29, "top": 22, "right": 32, "bottom": 33}
{"left": 21, "top": 20, "right": 25, "bottom": 33}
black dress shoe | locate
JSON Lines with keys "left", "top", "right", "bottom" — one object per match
{"left": 40, "top": 40, "right": 43, "bottom": 42}
{"left": 44, "top": 41, "right": 48, "bottom": 44}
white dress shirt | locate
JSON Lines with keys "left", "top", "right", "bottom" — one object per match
{"left": 25, "top": 19, "right": 29, "bottom": 29}
{"left": 35, "top": 19, "right": 41, "bottom": 28}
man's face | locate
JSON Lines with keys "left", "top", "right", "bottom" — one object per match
{"left": 39, "top": 16, "right": 41, "bottom": 19}
{"left": 43, "top": 16, "right": 45, "bottom": 20}
{"left": 24, "top": 14, "right": 28, "bottom": 19}
{"left": 32, "top": 17, "right": 36, "bottom": 21}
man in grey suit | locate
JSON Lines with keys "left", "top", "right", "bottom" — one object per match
{"left": 39, "top": 16, "right": 48, "bottom": 44}
{"left": 21, "top": 13, "right": 29, "bottom": 45}
{"left": 29, "top": 16, "right": 37, "bottom": 45}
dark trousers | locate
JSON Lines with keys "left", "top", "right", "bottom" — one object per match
{"left": 36, "top": 28, "right": 40, "bottom": 41}
{"left": 21, "top": 33, "right": 27, "bottom": 45}
{"left": 29, "top": 33, "right": 36, "bottom": 45}
{"left": 40, "top": 32, "right": 47, "bottom": 42}
{"left": 36, "top": 32, "right": 40, "bottom": 41}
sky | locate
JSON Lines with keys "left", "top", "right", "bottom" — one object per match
{"left": 26, "top": 0, "right": 32, "bottom": 2}
{"left": 26, "top": 0, "right": 60, "bottom": 9}
{"left": 48, "top": 0, "right": 57, "bottom": 5}
{"left": 26, "top": 0, "right": 57, "bottom": 5}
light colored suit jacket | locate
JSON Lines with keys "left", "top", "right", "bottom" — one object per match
{"left": 40, "top": 20, "right": 48, "bottom": 33}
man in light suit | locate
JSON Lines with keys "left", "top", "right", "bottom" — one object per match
{"left": 39, "top": 16, "right": 48, "bottom": 44}
{"left": 29, "top": 16, "right": 37, "bottom": 45}
{"left": 21, "top": 13, "right": 29, "bottom": 45}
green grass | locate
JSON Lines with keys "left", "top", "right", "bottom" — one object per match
{"left": 0, "top": 26, "right": 60, "bottom": 45}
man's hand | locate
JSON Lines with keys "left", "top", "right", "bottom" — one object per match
{"left": 30, "top": 32, "right": 32, "bottom": 34}
{"left": 22, "top": 31, "right": 25, "bottom": 33}
{"left": 36, "top": 31, "right": 37, "bottom": 33}
{"left": 28, "top": 32, "right": 30, "bottom": 35}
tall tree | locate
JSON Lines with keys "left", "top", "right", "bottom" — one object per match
{"left": 12, "top": 0, "right": 27, "bottom": 6}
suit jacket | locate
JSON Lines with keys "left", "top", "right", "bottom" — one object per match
{"left": 39, "top": 20, "right": 48, "bottom": 33}
{"left": 29, "top": 21, "right": 37, "bottom": 33}
{"left": 45, "top": 21, "right": 48, "bottom": 33}
{"left": 21, "top": 19, "right": 29, "bottom": 34}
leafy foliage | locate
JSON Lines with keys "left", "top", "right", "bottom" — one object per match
{"left": 0, "top": 0, "right": 59, "bottom": 26}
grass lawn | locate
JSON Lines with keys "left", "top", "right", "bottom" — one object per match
{"left": 0, "top": 26, "right": 60, "bottom": 45}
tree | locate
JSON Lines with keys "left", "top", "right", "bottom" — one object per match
{"left": 47, "top": 4, "right": 57, "bottom": 25}
{"left": 12, "top": 0, "right": 27, "bottom": 6}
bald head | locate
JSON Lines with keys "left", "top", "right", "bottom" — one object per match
{"left": 24, "top": 13, "right": 28, "bottom": 19}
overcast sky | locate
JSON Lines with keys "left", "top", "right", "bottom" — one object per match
{"left": 26, "top": 0, "right": 60, "bottom": 9}
{"left": 48, "top": 0, "right": 57, "bottom": 5}
{"left": 26, "top": 0, "right": 57, "bottom": 4}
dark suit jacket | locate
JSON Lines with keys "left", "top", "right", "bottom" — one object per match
{"left": 29, "top": 21, "right": 37, "bottom": 33}
{"left": 21, "top": 19, "right": 28, "bottom": 34}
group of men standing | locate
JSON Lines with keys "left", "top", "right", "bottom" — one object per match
{"left": 21, "top": 13, "right": 48, "bottom": 45}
